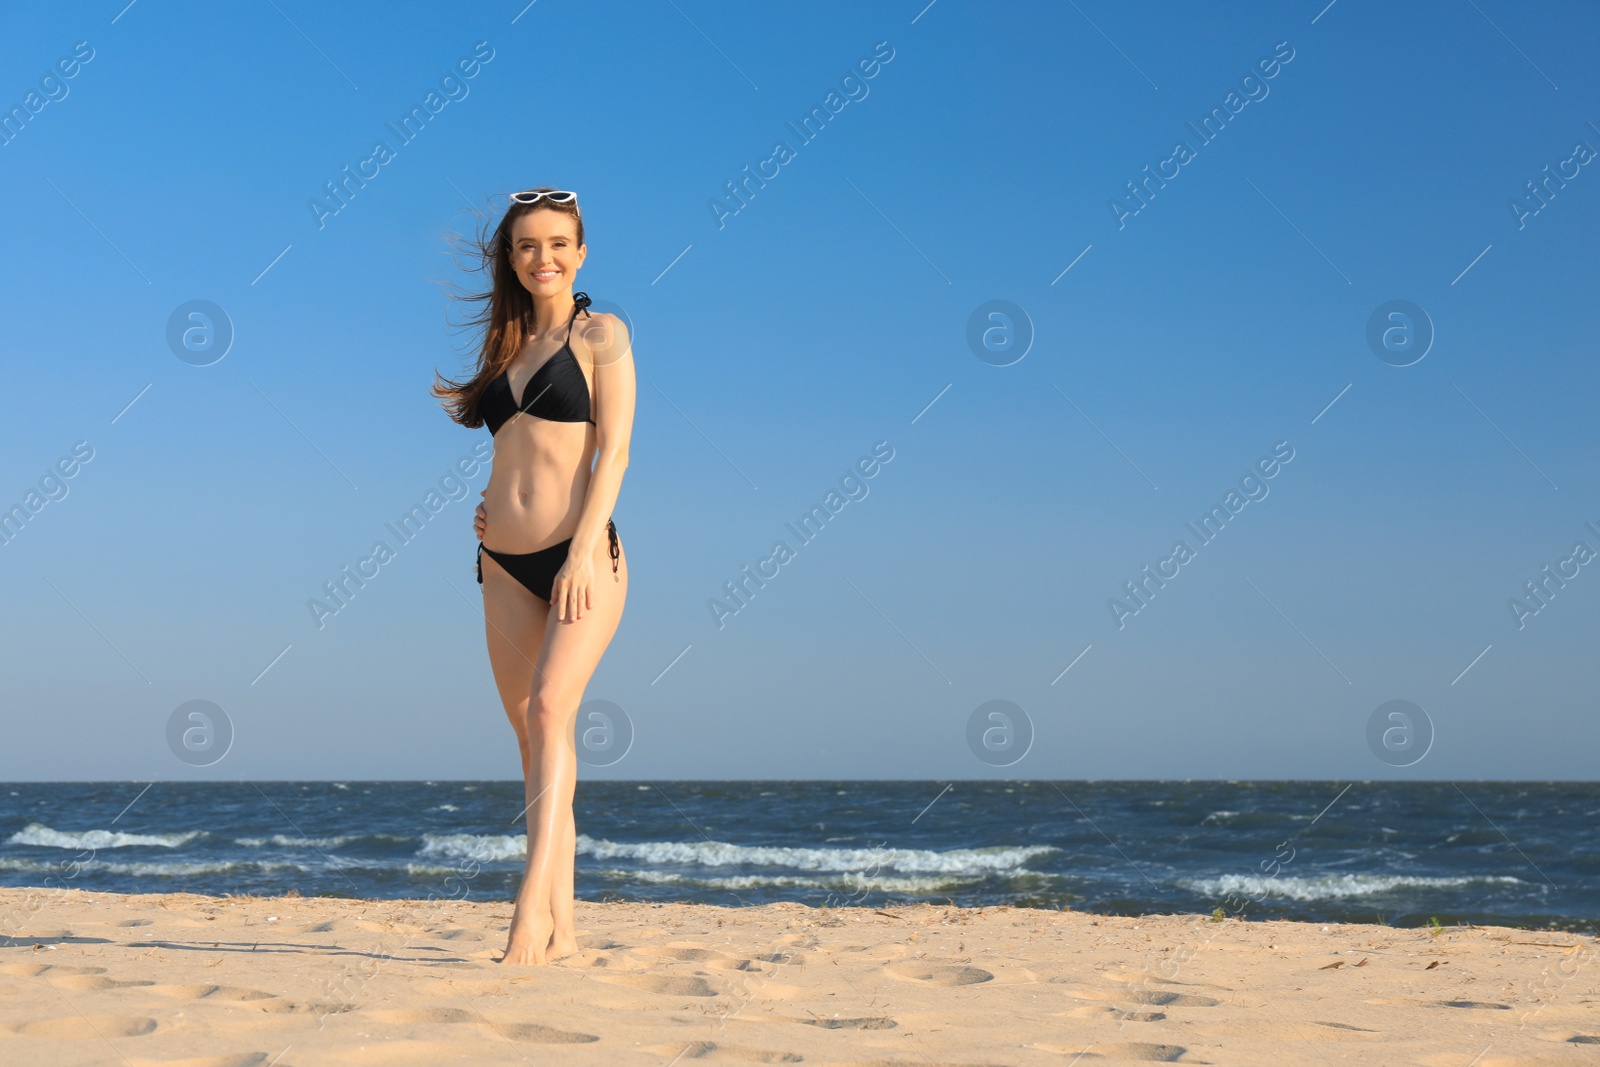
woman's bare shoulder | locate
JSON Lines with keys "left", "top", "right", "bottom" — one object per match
{"left": 573, "top": 311, "right": 632, "bottom": 367}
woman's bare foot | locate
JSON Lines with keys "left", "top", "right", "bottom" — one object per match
{"left": 500, "top": 907, "right": 554, "bottom": 965}
{"left": 547, "top": 929, "right": 578, "bottom": 960}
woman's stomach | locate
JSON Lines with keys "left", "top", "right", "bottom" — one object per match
{"left": 481, "top": 426, "right": 593, "bottom": 552}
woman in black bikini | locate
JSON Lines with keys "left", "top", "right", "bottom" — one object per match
{"left": 433, "top": 187, "right": 635, "bottom": 965}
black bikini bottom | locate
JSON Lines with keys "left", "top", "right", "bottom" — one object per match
{"left": 477, "top": 519, "right": 619, "bottom": 602}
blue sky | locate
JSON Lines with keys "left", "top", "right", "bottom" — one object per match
{"left": 2, "top": 0, "right": 1596, "bottom": 781}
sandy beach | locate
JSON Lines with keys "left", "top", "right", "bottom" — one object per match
{"left": 1, "top": 889, "right": 1595, "bottom": 1065}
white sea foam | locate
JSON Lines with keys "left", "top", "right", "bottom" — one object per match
{"left": 417, "top": 832, "right": 1055, "bottom": 874}
{"left": 402, "top": 863, "right": 469, "bottom": 878}
{"left": 599, "top": 868, "right": 969, "bottom": 894}
{"left": 416, "top": 833, "right": 526, "bottom": 863}
{"left": 577, "top": 837, "right": 1055, "bottom": 874}
{"left": 6, "top": 823, "right": 203, "bottom": 850}
{"left": 0, "top": 856, "right": 303, "bottom": 877}
{"left": 1178, "top": 872, "right": 1526, "bottom": 902}
{"left": 235, "top": 834, "right": 356, "bottom": 849}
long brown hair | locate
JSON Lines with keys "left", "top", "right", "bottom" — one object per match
{"left": 432, "top": 188, "right": 586, "bottom": 427}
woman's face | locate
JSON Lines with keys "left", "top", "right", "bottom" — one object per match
{"left": 508, "top": 209, "right": 585, "bottom": 296}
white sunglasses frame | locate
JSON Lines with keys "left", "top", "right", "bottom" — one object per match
{"left": 510, "top": 189, "right": 579, "bottom": 208}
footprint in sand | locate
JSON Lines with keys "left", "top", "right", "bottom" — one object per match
{"left": 0, "top": 963, "right": 108, "bottom": 977}
{"left": 881, "top": 962, "right": 994, "bottom": 986}
{"left": 321, "top": 1007, "right": 598, "bottom": 1044}
{"left": 797, "top": 1015, "right": 897, "bottom": 1030}
{"left": 1036, "top": 1043, "right": 1188, "bottom": 1062}
{"left": 361, "top": 1007, "right": 477, "bottom": 1025}
{"left": 1058, "top": 1005, "right": 1166, "bottom": 1023}
{"left": 711, "top": 953, "right": 804, "bottom": 974}
{"left": 645, "top": 1039, "right": 803, "bottom": 1062}
{"left": 1216, "top": 1019, "right": 1381, "bottom": 1042}
{"left": 300, "top": 918, "right": 388, "bottom": 935}
{"left": 828, "top": 1060, "right": 1035, "bottom": 1067}
{"left": 594, "top": 973, "right": 720, "bottom": 997}
{"left": 1090, "top": 1043, "right": 1189, "bottom": 1062}
{"left": 259, "top": 999, "right": 351, "bottom": 1016}
{"left": 125, "top": 1056, "right": 277, "bottom": 1067}
{"left": 633, "top": 945, "right": 726, "bottom": 963}
{"left": 488, "top": 1022, "right": 600, "bottom": 1043}
{"left": 1366, "top": 996, "right": 1511, "bottom": 1010}
{"left": 143, "top": 984, "right": 278, "bottom": 1002}
{"left": 1056, "top": 983, "right": 1221, "bottom": 1008}
{"left": 7, "top": 1015, "right": 158, "bottom": 1038}
{"left": 332, "top": 1040, "right": 494, "bottom": 1066}
{"left": 48, "top": 974, "right": 156, "bottom": 992}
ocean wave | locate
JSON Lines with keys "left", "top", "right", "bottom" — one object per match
{"left": 0, "top": 856, "right": 304, "bottom": 877}
{"left": 576, "top": 837, "right": 1056, "bottom": 874}
{"left": 233, "top": 833, "right": 411, "bottom": 849}
{"left": 402, "top": 863, "right": 468, "bottom": 877}
{"left": 596, "top": 868, "right": 976, "bottom": 894}
{"left": 415, "top": 833, "right": 1056, "bottom": 875}
{"left": 1177, "top": 872, "right": 1527, "bottom": 902}
{"left": 236, "top": 834, "right": 357, "bottom": 849}
{"left": 416, "top": 833, "right": 527, "bottom": 864}
{"left": 6, "top": 823, "right": 204, "bottom": 850}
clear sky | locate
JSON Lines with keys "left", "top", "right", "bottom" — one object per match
{"left": 2, "top": 0, "right": 1596, "bottom": 781}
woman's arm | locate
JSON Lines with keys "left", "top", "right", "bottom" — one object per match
{"left": 569, "top": 313, "right": 635, "bottom": 558}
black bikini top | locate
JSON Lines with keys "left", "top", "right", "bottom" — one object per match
{"left": 479, "top": 292, "right": 594, "bottom": 435}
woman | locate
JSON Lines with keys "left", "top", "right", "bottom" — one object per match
{"left": 433, "top": 187, "right": 635, "bottom": 965}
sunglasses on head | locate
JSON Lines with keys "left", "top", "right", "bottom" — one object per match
{"left": 510, "top": 189, "right": 578, "bottom": 208}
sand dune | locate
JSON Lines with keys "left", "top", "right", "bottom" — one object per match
{"left": 1, "top": 888, "right": 1595, "bottom": 1065}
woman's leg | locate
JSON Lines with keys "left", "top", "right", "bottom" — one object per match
{"left": 550, "top": 805, "right": 576, "bottom": 954}
{"left": 504, "top": 534, "right": 627, "bottom": 964}
{"left": 479, "top": 553, "right": 558, "bottom": 961}
{"left": 480, "top": 550, "right": 548, "bottom": 775}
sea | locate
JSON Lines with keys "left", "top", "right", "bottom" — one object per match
{"left": 2, "top": 780, "right": 1594, "bottom": 933}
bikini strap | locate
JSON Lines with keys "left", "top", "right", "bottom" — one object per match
{"left": 565, "top": 291, "right": 593, "bottom": 345}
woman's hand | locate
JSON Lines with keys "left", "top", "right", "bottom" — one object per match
{"left": 474, "top": 491, "right": 486, "bottom": 540}
{"left": 549, "top": 549, "right": 597, "bottom": 622}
